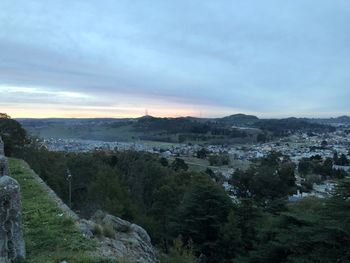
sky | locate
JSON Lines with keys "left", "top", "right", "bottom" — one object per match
{"left": 0, "top": 0, "right": 349, "bottom": 118}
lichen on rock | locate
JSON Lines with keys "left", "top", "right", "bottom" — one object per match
{"left": 0, "top": 137, "right": 25, "bottom": 263}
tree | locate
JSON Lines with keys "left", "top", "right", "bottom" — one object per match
{"left": 0, "top": 113, "right": 11, "bottom": 119}
{"left": 241, "top": 183, "right": 350, "bottom": 263}
{"left": 151, "top": 184, "right": 181, "bottom": 251}
{"left": 230, "top": 156, "right": 296, "bottom": 203}
{"left": 208, "top": 154, "right": 230, "bottom": 166}
{"left": 161, "top": 237, "right": 196, "bottom": 263}
{"left": 196, "top": 148, "right": 208, "bottom": 159}
{"left": 339, "top": 154, "right": 349, "bottom": 166}
{"left": 256, "top": 133, "right": 267, "bottom": 143}
{"left": 333, "top": 151, "right": 339, "bottom": 164}
{"left": 177, "top": 176, "right": 232, "bottom": 261}
{"left": 218, "top": 210, "right": 243, "bottom": 262}
{"left": 0, "top": 115, "right": 27, "bottom": 156}
{"left": 229, "top": 169, "right": 252, "bottom": 198}
{"left": 171, "top": 158, "right": 188, "bottom": 171}
{"left": 323, "top": 157, "right": 333, "bottom": 171}
{"left": 321, "top": 140, "right": 328, "bottom": 148}
{"left": 298, "top": 158, "right": 311, "bottom": 176}
{"left": 88, "top": 165, "right": 135, "bottom": 218}
{"left": 160, "top": 157, "right": 169, "bottom": 167}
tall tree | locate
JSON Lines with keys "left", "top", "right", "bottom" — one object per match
{"left": 177, "top": 176, "right": 232, "bottom": 261}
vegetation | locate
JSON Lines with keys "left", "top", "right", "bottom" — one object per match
{"left": 230, "top": 152, "right": 297, "bottom": 203}
{"left": 19, "top": 115, "right": 254, "bottom": 144}
{"left": 237, "top": 181, "right": 350, "bottom": 262}
{"left": 255, "top": 117, "right": 336, "bottom": 137}
{"left": 19, "top": 115, "right": 338, "bottom": 147}
{"left": 17, "top": 145, "right": 233, "bottom": 261}
{"left": 0, "top": 113, "right": 28, "bottom": 156}
{"left": 298, "top": 155, "right": 347, "bottom": 179}
{"left": 9, "top": 158, "right": 117, "bottom": 263}
{"left": 3, "top": 115, "right": 350, "bottom": 262}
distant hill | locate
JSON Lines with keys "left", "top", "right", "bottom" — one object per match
{"left": 215, "top": 113, "right": 259, "bottom": 126}
{"left": 254, "top": 117, "right": 336, "bottom": 136}
{"left": 329, "top": 115, "right": 350, "bottom": 124}
{"left": 297, "top": 115, "right": 350, "bottom": 125}
{"left": 337, "top": 115, "right": 350, "bottom": 121}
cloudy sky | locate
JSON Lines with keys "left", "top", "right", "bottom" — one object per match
{"left": 0, "top": 0, "right": 349, "bottom": 118}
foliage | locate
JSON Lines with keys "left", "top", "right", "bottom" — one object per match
{"left": 239, "top": 183, "right": 350, "bottom": 262}
{"left": 0, "top": 114, "right": 27, "bottom": 156}
{"left": 230, "top": 152, "right": 296, "bottom": 202}
{"left": 171, "top": 158, "right": 189, "bottom": 171}
{"left": 255, "top": 118, "right": 335, "bottom": 137}
{"left": 161, "top": 237, "right": 197, "bottom": 263}
{"left": 208, "top": 153, "right": 230, "bottom": 166}
{"left": 298, "top": 155, "right": 347, "bottom": 179}
{"left": 176, "top": 175, "right": 232, "bottom": 261}
{"left": 196, "top": 148, "right": 209, "bottom": 159}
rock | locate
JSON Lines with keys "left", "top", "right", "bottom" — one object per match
{"left": 0, "top": 136, "right": 4, "bottom": 156}
{"left": 81, "top": 210, "right": 159, "bottom": 263}
{"left": 0, "top": 176, "right": 26, "bottom": 262}
{"left": 93, "top": 211, "right": 132, "bottom": 233}
{"left": 0, "top": 138, "right": 25, "bottom": 262}
{"left": 0, "top": 156, "right": 9, "bottom": 177}
{"left": 79, "top": 219, "right": 94, "bottom": 239}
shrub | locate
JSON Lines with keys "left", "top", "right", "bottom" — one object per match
{"left": 102, "top": 224, "right": 116, "bottom": 238}
{"left": 91, "top": 224, "right": 103, "bottom": 237}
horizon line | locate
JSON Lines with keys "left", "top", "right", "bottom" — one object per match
{"left": 13, "top": 113, "right": 349, "bottom": 120}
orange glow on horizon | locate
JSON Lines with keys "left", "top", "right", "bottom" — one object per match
{"left": 2, "top": 105, "right": 205, "bottom": 119}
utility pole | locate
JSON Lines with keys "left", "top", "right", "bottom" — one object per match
{"left": 66, "top": 169, "right": 72, "bottom": 207}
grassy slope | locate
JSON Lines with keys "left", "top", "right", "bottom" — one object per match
{"left": 9, "top": 158, "right": 117, "bottom": 263}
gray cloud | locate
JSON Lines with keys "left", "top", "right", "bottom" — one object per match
{"left": 0, "top": 0, "right": 349, "bottom": 117}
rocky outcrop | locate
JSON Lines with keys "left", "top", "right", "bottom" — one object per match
{"left": 0, "top": 137, "right": 25, "bottom": 262}
{"left": 80, "top": 210, "right": 159, "bottom": 263}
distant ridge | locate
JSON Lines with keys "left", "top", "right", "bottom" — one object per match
{"left": 16, "top": 114, "right": 349, "bottom": 122}
{"left": 216, "top": 113, "right": 259, "bottom": 126}
{"left": 335, "top": 115, "right": 350, "bottom": 121}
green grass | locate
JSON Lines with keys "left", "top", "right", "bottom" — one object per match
{"left": 29, "top": 124, "right": 140, "bottom": 142}
{"left": 9, "top": 158, "right": 118, "bottom": 263}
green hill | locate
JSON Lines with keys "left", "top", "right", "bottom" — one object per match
{"left": 9, "top": 158, "right": 117, "bottom": 263}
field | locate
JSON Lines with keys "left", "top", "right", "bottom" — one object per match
{"left": 177, "top": 156, "right": 250, "bottom": 173}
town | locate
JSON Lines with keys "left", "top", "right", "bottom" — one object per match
{"left": 41, "top": 122, "right": 350, "bottom": 202}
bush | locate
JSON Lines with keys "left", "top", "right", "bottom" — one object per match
{"left": 102, "top": 224, "right": 116, "bottom": 238}
{"left": 91, "top": 224, "right": 103, "bottom": 237}
{"left": 161, "top": 238, "right": 196, "bottom": 263}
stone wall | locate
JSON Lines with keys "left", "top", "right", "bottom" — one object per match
{"left": 0, "top": 136, "right": 4, "bottom": 156}
{"left": 0, "top": 137, "right": 25, "bottom": 263}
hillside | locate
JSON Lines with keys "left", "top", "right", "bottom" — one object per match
{"left": 216, "top": 113, "right": 259, "bottom": 126}
{"left": 9, "top": 158, "right": 117, "bottom": 263}
{"left": 18, "top": 114, "right": 340, "bottom": 146}
{"left": 18, "top": 115, "right": 257, "bottom": 144}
